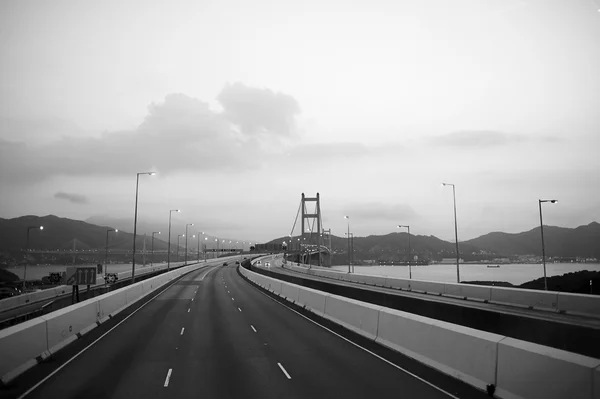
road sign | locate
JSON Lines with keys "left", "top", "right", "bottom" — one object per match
{"left": 65, "top": 267, "right": 97, "bottom": 285}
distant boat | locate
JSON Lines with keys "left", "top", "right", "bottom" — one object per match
{"left": 487, "top": 265, "right": 500, "bottom": 268}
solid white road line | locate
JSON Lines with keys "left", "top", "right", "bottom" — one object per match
{"left": 251, "top": 325, "right": 257, "bottom": 333}
{"left": 249, "top": 278, "right": 460, "bottom": 399}
{"left": 164, "top": 368, "right": 173, "bottom": 387}
{"left": 180, "top": 328, "right": 185, "bottom": 335}
{"left": 188, "top": 309, "right": 190, "bottom": 313}
{"left": 238, "top": 307, "right": 242, "bottom": 312}
{"left": 16, "top": 267, "right": 203, "bottom": 399}
{"left": 231, "top": 297, "right": 234, "bottom": 301}
{"left": 277, "top": 363, "right": 291, "bottom": 379}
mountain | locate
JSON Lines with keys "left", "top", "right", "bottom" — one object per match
{"left": 463, "top": 222, "right": 600, "bottom": 259}
{"left": 267, "top": 232, "right": 488, "bottom": 264}
{"left": 0, "top": 215, "right": 172, "bottom": 252}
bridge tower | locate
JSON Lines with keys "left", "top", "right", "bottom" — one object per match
{"left": 301, "top": 193, "right": 322, "bottom": 267}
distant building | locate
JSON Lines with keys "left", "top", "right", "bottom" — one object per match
{"left": 439, "top": 258, "right": 464, "bottom": 264}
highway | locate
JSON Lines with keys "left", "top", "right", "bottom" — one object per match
{"left": 4, "top": 263, "right": 489, "bottom": 399}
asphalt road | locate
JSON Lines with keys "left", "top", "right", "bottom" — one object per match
{"left": 3, "top": 263, "right": 490, "bottom": 399}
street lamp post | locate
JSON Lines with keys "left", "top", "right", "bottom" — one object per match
{"left": 151, "top": 231, "right": 160, "bottom": 266}
{"left": 539, "top": 199, "right": 557, "bottom": 291}
{"left": 177, "top": 234, "right": 184, "bottom": 262}
{"left": 185, "top": 223, "right": 194, "bottom": 265}
{"left": 131, "top": 171, "right": 155, "bottom": 283}
{"left": 24, "top": 225, "right": 44, "bottom": 291}
{"left": 397, "top": 225, "right": 411, "bottom": 279}
{"left": 167, "top": 209, "right": 180, "bottom": 271}
{"left": 442, "top": 183, "right": 460, "bottom": 283}
{"left": 105, "top": 228, "right": 118, "bottom": 274}
{"left": 197, "top": 233, "right": 201, "bottom": 262}
{"left": 204, "top": 236, "right": 208, "bottom": 261}
{"left": 344, "top": 216, "right": 351, "bottom": 273}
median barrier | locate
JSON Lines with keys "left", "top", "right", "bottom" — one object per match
{"left": 490, "top": 286, "right": 558, "bottom": 310}
{"left": 408, "top": 279, "right": 446, "bottom": 294}
{"left": 556, "top": 292, "right": 600, "bottom": 318}
{"left": 125, "top": 282, "right": 145, "bottom": 305}
{"left": 0, "top": 297, "right": 20, "bottom": 312}
{"left": 297, "top": 286, "right": 329, "bottom": 317}
{"left": 324, "top": 295, "right": 382, "bottom": 340}
{"left": 376, "top": 307, "right": 503, "bottom": 391}
{"left": 495, "top": 337, "right": 600, "bottom": 399}
{"left": 280, "top": 282, "right": 299, "bottom": 303}
{"left": 444, "top": 283, "right": 492, "bottom": 301}
{"left": 0, "top": 318, "right": 48, "bottom": 380}
{"left": 97, "top": 289, "right": 128, "bottom": 319}
{"left": 43, "top": 300, "right": 99, "bottom": 353}
{"left": 383, "top": 277, "right": 410, "bottom": 290}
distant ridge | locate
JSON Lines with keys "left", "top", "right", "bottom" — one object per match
{"left": 0, "top": 214, "right": 171, "bottom": 251}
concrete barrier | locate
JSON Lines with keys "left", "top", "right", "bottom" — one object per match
{"left": 0, "top": 318, "right": 48, "bottom": 379}
{"left": 384, "top": 277, "right": 410, "bottom": 290}
{"left": 324, "top": 295, "right": 382, "bottom": 340}
{"left": 125, "top": 282, "right": 145, "bottom": 305}
{"left": 280, "top": 282, "right": 300, "bottom": 303}
{"left": 408, "top": 279, "right": 446, "bottom": 295}
{"left": 376, "top": 307, "right": 503, "bottom": 391}
{"left": 97, "top": 289, "right": 128, "bottom": 319}
{"left": 43, "top": 300, "right": 99, "bottom": 352}
{"left": 556, "top": 292, "right": 600, "bottom": 318}
{"left": 297, "top": 287, "right": 329, "bottom": 317}
{"left": 444, "top": 283, "right": 492, "bottom": 302}
{"left": 496, "top": 337, "right": 600, "bottom": 399}
{"left": 490, "top": 286, "right": 558, "bottom": 310}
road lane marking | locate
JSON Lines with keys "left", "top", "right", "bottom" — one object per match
{"left": 164, "top": 368, "right": 173, "bottom": 387}
{"left": 188, "top": 308, "right": 190, "bottom": 313}
{"left": 191, "top": 298, "right": 194, "bottom": 301}
{"left": 250, "top": 280, "right": 460, "bottom": 399}
{"left": 277, "top": 363, "right": 291, "bottom": 379}
{"left": 238, "top": 307, "right": 242, "bottom": 312}
{"left": 251, "top": 325, "right": 257, "bottom": 333}
{"left": 16, "top": 266, "right": 209, "bottom": 399}
{"left": 231, "top": 297, "right": 234, "bottom": 301}
{"left": 180, "top": 327, "right": 185, "bottom": 335}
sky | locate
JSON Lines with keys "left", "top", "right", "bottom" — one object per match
{"left": 1, "top": 0, "right": 599, "bottom": 245}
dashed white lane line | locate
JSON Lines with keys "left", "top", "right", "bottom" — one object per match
{"left": 164, "top": 368, "right": 173, "bottom": 387}
{"left": 231, "top": 297, "right": 234, "bottom": 301}
{"left": 188, "top": 308, "right": 190, "bottom": 313}
{"left": 191, "top": 298, "right": 194, "bottom": 301}
{"left": 277, "top": 363, "right": 291, "bottom": 379}
{"left": 251, "top": 325, "right": 257, "bottom": 333}
{"left": 180, "top": 327, "right": 185, "bottom": 335}
{"left": 238, "top": 307, "right": 242, "bottom": 312}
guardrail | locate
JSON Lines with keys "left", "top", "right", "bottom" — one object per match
{"left": 282, "top": 263, "right": 600, "bottom": 318}
{"left": 0, "top": 258, "right": 225, "bottom": 386}
{"left": 240, "top": 262, "right": 600, "bottom": 399}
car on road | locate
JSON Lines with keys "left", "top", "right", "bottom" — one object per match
{"left": 265, "top": 262, "right": 271, "bottom": 267}
{"left": 223, "top": 262, "right": 228, "bottom": 266}
{"left": 256, "top": 261, "right": 262, "bottom": 266}
{"left": 0, "top": 286, "right": 21, "bottom": 299}
{"left": 235, "top": 261, "right": 240, "bottom": 265}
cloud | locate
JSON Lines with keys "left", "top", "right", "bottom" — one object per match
{"left": 343, "top": 203, "right": 418, "bottom": 221}
{"left": 0, "top": 84, "right": 302, "bottom": 183}
{"left": 54, "top": 192, "right": 89, "bottom": 204}
{"left": 217, "top": 83, "right": 301, "bottom": 136}
{"left": 433, "top": 130, "right": 525, "bottom": 147}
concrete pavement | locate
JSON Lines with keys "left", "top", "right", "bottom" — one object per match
{"left": 3, "top": 263, "right": 490, "bottom": 399}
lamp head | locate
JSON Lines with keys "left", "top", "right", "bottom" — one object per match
{"left": 39, "top": 226, "right": 44, "bottom": 230}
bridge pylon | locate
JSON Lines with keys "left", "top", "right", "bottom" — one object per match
{"left": 301, "top": 193, "right": 322, "bottom": 267}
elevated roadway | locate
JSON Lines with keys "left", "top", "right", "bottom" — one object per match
{"left": 254, "top": 259, "right": 600, "bottom": 358}
{"left": 2, "top": 263, "right": 489, "bottom": 399}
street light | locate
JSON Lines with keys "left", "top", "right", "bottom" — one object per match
{"left": 539, "top": 199, "right": 558, "bottom": 291}
{"left": 105, "top": 228, "right": 118, "bottom": 274}
{"left": 177, "top": 234, "right": 185, "bottom": 262}
{"left": 215, "top": 238, "right": 219, "bottom": 257}
{"left": 344, "top": 216, "right": 351, "bottom": 273}
{"left": 185, "top": 223, "right": 194, "bottom": 265}
{"left": 397, "top": 225, "right": 411, "bottom": 279}
{"left": 24, "top": 225, "right": 43, "bottom": 291}
{"left": 442, "top": 183, "right": 460, "bottom": 283}
{"left": 204, "top": 236, "right": 208, "bottom": 261}
{"left": 168, "top": 209, "right": 180, "bottom": 271}
{"left": 151, "top": 231, "right": 160, "bottom": 266}
{"left": 132, "top": 171, "right": 155, "bottom": 283}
